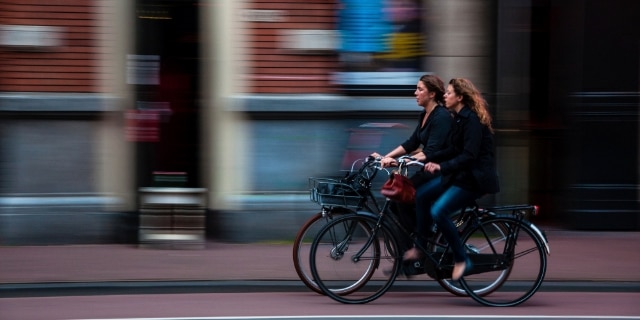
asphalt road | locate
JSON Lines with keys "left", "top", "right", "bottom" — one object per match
{"left": 2, "top": 290, "right": 639, "bottom": 320}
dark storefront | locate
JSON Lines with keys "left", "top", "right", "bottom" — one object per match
{"left": 129, "top": 0, "right": 202, "bottom": 189}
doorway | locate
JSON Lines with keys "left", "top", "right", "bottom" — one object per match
{"left": 131, "top": 0, "right": 201, "bottom": 188}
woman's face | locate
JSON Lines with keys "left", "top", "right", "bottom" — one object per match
{"left": 414, "top": 81, "right": 433, "bottom": 107}
{"left": 444, "top": 84, "right": 462, "bottom": 111}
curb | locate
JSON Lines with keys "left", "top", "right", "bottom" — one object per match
{"left": 2, "top": 280, "right": 639, "bottom": 298}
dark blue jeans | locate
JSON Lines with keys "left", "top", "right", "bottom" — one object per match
{"left": 415, "top": 176, "right": 481, "bottom": 263}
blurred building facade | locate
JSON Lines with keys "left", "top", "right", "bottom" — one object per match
{"left": 0, "top": 0, "right": 638, "bottom": 245}
{"left": 0, "top": 0, "right": 130, "bottom": 244}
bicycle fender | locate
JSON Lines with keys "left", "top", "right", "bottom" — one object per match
{"left": 528, "top": 222, "right": 551, "bottom": 255}
{"left": 354, "top": 210, "right": 380, "bottom": 219}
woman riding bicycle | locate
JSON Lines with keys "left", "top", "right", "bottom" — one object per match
{"left": 404, "top": 78, "right": 500, "bottom": 281}
{"left": 371, "top": 74, "right": 453, "bottom": 235}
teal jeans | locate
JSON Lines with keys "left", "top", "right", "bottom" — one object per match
{"left": 415, "top": 176, "right": 481, "bottom": 263}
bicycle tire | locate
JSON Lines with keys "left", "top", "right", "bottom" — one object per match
{"left": 292, "top": 208, "right": 359, "bottom": 295}
{"left": 309, "top": 214, "right": 400, "bottom": 304}
{"left": 459, "top": 215, "right": 547, "bottom": 307}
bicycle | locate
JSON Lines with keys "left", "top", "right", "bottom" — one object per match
{"left": 294, "top": 156, "right": 525, "bottom": 297}
{"left": 308, "top": 158, "right": 550, "bottom": 306}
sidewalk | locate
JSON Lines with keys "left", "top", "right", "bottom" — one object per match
{"left": 1, "top": 229, "right": 639, "bottom": 287}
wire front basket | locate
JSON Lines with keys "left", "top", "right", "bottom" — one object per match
{"left": 309, "top": 177, "right": 366, "bottom": 209}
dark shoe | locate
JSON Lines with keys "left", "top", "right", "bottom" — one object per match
{"left": 403, "top": 259, "right": 426, "bottom": 277}
{"left": 383, "top": 260, "right": 425, "bottom": 278}
{"left": 452, "top": 257, "right": 473, "bottom": 281}
{"left": 385, "top": 247, "right": 426, "bottom": 278}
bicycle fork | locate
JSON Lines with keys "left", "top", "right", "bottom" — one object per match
{"left": 327, "top": 216, "right": 378, "bottom": 263}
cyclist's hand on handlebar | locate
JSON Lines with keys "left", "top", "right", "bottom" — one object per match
{"left": 410, "top": 151, "right": 427, "bottom": 163}
{"left": 423, "top": 162, "right": 441, "bottom": 173}
{"left": 379, "top": 157, "right": 398, "bottom": 168}
{"left": 370, "top": 152, "right": 397, "bottom": 167}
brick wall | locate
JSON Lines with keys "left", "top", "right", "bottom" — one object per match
{"left": 242, "top": 0, "right": 340, "bottom": 94}
{"left": 0, "top": 0, "right": 339, "bottom": 94}
{"left": 0, "top": 0, "right": 104, "bottom": 93}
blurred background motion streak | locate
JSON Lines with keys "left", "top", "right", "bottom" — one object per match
{"left": 0, "top": 0, "right": 638, "bottom": 245}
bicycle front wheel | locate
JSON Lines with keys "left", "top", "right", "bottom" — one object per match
{"left": 309, "top": 214, "right": 400, "bottom": 304}
{"left": 459, "top": 216, "right": 548, "bottom": 307}
{"left": 292, "top": 209, "right": 357, "bottom": 295}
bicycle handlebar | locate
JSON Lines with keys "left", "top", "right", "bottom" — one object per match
{"left": 372, "top": 155, "right": 426, "bottom": 169}
{"left": 397, "top": 155, "right": 426, "bottom": 168}
{"left": 347, "top": 155, "right": 425, "bottom": 179}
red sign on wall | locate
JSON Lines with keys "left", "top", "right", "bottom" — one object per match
{"left": 125, "top": 110, "right": 160, "bottom": 142}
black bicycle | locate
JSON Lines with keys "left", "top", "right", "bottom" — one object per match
{"left": 308, "top": 158, "right": 550, "bottom": 306}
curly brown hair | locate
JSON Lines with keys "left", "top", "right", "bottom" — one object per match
{"left": 449, "top": 78, "right": 494, "bottom": 133}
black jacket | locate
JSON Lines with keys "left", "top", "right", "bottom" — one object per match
{"left": 400, "top": 104, "right": 453, "bottom": 158}
{"left": 429, "top": 106, "right": 500, "bottom": 194}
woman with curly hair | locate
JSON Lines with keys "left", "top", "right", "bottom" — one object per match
{"left": 403, "top": 78, "right": 500, "bottom": 281}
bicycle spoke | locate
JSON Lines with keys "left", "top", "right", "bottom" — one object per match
{"left": 513, "top": 246, "right": 541, "bottom": 260}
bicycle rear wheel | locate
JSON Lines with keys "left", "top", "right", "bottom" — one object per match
{"left": 309, "top": 214, "right": 400, "bottom": 304}
{"left": 459, "top": 216, "right": 547, "bottom": 307}
{"left": 292, "top": 209, "right": 358, "bottom": 295}
{"left": 433, "top": 219, "right": 512, "bottom": 297}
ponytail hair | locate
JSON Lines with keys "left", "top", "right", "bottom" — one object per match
{"left": 420, "top": 74, "right": 445, "bottom": 106}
